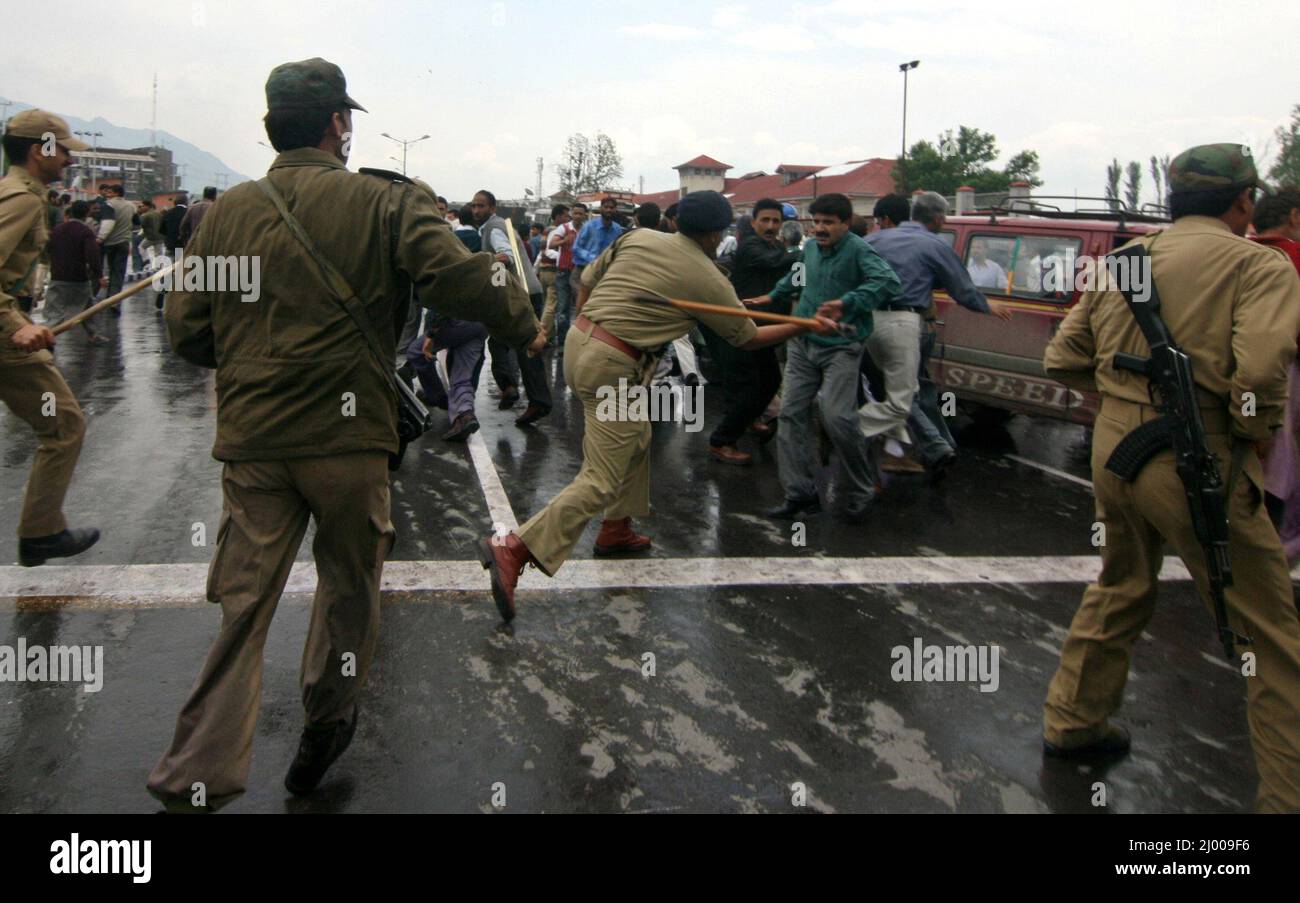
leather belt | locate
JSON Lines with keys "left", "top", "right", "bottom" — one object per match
{"left": 879, "top": 303, "right": 922, "bottom": 313}
{"left": 575, "top": 315, "right": 641, "bottom": 361}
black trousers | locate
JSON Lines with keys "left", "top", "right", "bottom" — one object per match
{"left": 488, "top": 293, "right": 552, "bottom": 410}
{"left": 702, "top": 325, "right": 781, "bottom": 447}
{"left": 103, "top": 242, "right": 130, "bottom": 298}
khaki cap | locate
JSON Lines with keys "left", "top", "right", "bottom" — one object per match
{"left": 4, "top": 109, "right": 90, "bottom": 151}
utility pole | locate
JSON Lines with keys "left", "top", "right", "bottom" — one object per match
{"left": 151, "top": 73, "right": 158, "bottom": 148}
{"left": 536, "top": 156, "right": 543, "bottom": 201}
{"left": 380, "top": 132, "right": 430, "bottom": 176}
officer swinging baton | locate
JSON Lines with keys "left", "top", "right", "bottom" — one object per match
{"left": 631, "top": 291, "right": 858, "bottom": 338}
{"left": 51, "top": 262, "right": 180, "bottom": 336}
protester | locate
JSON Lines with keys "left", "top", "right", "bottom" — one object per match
{"left": 863, "top": 193, "right": 1012, "bottom": 481}
{"left": 472, "top": 189, "right": 552, "bottom": 426}
{"left": 746, "top": 192, "right": 902, "bottom": 523}
{"left": 42, "top": 200, "right": 109, "bottom": 344}
{"left": 96, "top": 183, "right": 135, "bottom": 305}
{"left": 179, "top": 185, "right": 218, "bottom": 246}
{"left": 703, "top": 198, "right": 800, "bottom": 465}
{"left": 573, "top": 196, "right": 624, "bottom": 285}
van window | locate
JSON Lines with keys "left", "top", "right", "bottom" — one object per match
{"left": 938, "top": 231, "right": 956, "bottom": 248}
{"left": 965, "top": 233, "right": 1083, "bottom": 301}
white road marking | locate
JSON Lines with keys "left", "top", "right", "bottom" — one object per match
{"left": 0, "top": 555, "right": 1203, "bottom": 606}
{"left": 1005, "top": 455, "right": 1094, "bottom": 490}
{"left": 467, "top": 430, "right": 518, "bottom": 532}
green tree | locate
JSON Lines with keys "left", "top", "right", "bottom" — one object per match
{"left": 1149, "top": 155, "right": 1170, "bottom": 210}
{"left": 893, "top": 125, "right": 1041, "bottom": 195}
{"left": 1270, "top": 104, "right": 1300, "bottom": 186}
{"left": 1104, "top": 159, "right": 1122, "bottom": 211}
{"left": 1124, "top": 160, "right": 1142, "bottom": 210}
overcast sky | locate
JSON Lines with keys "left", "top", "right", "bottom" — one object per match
{"left": 6, "top": 0, "right": 1297, "bottom": 205}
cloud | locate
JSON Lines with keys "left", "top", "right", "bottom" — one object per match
{"left": 619, "top": 23, "right": 704, "bottom": 41}
{"left": 728, "top": 23, "right": 816, "bottom": 52}
{"left": 711, "top": 4, "right": 749, "bottom": 29}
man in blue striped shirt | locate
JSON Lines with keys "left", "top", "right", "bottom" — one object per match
{"left": 572, "top": 196, "right": 625, "bottom": 278}
{"left": 865, "top": 192, "right": 1011, "bottom": 479}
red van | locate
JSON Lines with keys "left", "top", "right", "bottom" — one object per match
{"left": 929, "top": 205, "right": 1169, "bottom": 425}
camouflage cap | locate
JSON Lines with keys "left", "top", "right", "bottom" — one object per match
{"left": 265, "top": 58, "right": 367, "bottom": 113}
{"left": 4, "top": 109, "right": 90, "bottom": 151}
{"left": 1168, "top": 143, "right": 1261, "bottom": 194}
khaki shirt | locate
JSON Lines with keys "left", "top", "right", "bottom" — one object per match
{"left": 0, "top": 167, "right": 48, "bottom": 351}
{"left": 1045, "top": 215, "right": 1300, "bottom": 443}
{"left": 580, "top": 229, "right": 758, "bottom": 350}
{"left": 165, "top": 147, "right": 539, "bottom": 462}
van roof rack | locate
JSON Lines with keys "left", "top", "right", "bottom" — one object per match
{"left": 969, "top": 195, "right": 1171, "bottom": 227}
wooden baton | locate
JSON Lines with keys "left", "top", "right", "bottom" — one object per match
{"left": 630, "top": 291, "right": 855, "bottom": 336}
{"left": 51, "top": 263, "right": 179, "bottom": 336}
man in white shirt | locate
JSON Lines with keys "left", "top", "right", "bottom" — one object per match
{"left": 966, "top": 238, "right": 1007, "bottom": 290}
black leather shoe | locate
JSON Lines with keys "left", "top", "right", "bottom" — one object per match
{"left": 764, "top": 496, "right": 821, "bottom": 519}
{"left": 515, "top": 404, "right": 550, "bottom": 427}
{"left": 285, "top": 708, "right": 358, "bottom": 796}
{"left": 442, "top": 411, "right": 480, "bottom": 442}
{"left": 927, "top": 451, "right": 958, "bottom": 486}
{"left": 1043, "top": 724, "right": 1131, "bottom": 761}
{"left": 18, "top": 527, "right": 100, "bottom": 567}
{"left": 497, "top": 388, "right": 520, "bottom": 410}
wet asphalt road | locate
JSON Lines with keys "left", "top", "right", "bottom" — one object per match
{"left": 0, "top": 287, "right": 1260, "bottom": 813}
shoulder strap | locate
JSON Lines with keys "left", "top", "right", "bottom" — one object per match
{"left": 255, "top": 176, "right": 392, "bottom": 374}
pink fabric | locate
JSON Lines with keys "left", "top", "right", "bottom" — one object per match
{"left": 1263, "top": 361, "right": 1300, "bottom": 562}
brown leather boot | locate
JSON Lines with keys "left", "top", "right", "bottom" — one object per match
{"left": 477, "top": 532, "right": 535, "bottom": 622}
{"left": 593, "top": 518, "right": 652, "bottom": 556}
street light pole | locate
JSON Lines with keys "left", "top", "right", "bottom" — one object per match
{"left": 380, "top": 132, "right": 430, "bottom": 176}
{"left": 899, "top": 60, "right": 920, "bottom": 165}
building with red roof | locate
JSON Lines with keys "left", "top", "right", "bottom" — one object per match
{"left": 634, "top": 154, "right": 900, "bottom": 219}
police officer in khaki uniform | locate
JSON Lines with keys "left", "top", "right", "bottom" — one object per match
{"left": 1041, "top": 144, "right": 1300, "bottom": 813}
{"left": 147, "top": 58, "right": 541, "bottom": 808}
{"left": 0, "top": 111, "right": 100, "bottom": 567}
{"left": 479, "top": 191, "right": 837, "bottom": 621}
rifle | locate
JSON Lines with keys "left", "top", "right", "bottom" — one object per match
{"left": 1103, "top": 243, "right": 1250, "bottom": 662}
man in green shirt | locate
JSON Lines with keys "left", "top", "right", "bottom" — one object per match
{"left": 746, "top": 192, "right": 901, "bottom": 523}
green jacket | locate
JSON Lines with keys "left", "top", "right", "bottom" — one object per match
{"left": 165, "top": 148, "right": 539, "bottom": 461}
{"left": 769, "top": 232, "right": 900, "bottom": 347}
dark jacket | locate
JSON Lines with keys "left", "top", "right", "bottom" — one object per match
{"left": 730, "top": 220, "right": 799, "bottom": 313}
{"left": 161, "top": 203, "right": 187, "bottom": 250}
{"left": 46, "top": 219, "right": 102, "bottom": 282}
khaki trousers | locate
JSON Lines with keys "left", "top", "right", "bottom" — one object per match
{"left": 147, "top": 451, "right": 395, "bottom": 802}
{"left": 517, "top": 326, "right": 651, "bottom": 575}
{"left": 0, "top": 348, "right": 85, "bottom": 538}
{"left": 1044, "top": 397, "right": 1300, "bottom": 812}
{"left": 537, "top": 267, "right": 558, "bottom": 340}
